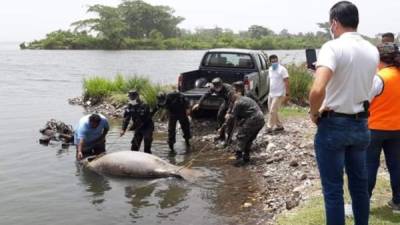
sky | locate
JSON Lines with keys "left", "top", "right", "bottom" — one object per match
{"left": 1, "top": 0, "right": 399, "bottom": 42}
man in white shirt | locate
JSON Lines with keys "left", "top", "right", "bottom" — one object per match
{"left": 308, "top": 1, "right": 379, "bottom": 225}
{"left": 266, "top": 54, "right": 289, "bottom": 133}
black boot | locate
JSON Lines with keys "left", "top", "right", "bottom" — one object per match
{"left": 233, "top": 151, "right": 243, "bottom": 167}
{"left": 168, "top": 142, "right": 174, "bottom": 151}
{"left": 185, "top": 138, "right": 190, "bottom": 146}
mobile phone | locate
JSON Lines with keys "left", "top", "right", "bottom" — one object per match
{"left": 305, "top": 48, "right": 317, "bottom": 70}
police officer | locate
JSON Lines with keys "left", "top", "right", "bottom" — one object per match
{"left": 157, "top": 90, "right": 192, "bottom": 151}
{"left": 120, "top": 90, "right": 154, "bottom": 154}
{"left": 226, "top": 93, "right": 265, "bottom": 166}
{"left": 192, "top": 77, "right": 235, "bottom": 141}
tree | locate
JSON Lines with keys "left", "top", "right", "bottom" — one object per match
{"left": 317, "top": 22, "right": 330, "bottom": 39}
{"left": 72, "top": 4, "right": 126, "bottom": 49}
{"left": 118, "top": 0, "right": 184, "bottom": 38}
{"left": 248, "top": 25, "right": 274, "bottom": 38}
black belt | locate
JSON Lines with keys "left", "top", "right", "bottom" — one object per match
{"left": 320, "top": 111, "right": 368, "bottom": 119}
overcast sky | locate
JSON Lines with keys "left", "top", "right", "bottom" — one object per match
{"left": 1, "top": 0, "right": 399, "bottom": 42}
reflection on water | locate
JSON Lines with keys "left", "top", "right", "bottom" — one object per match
{"left": 0, "top": 47, "right": 303, "bottom": 225}
{"left": 76, "top": 163, "right": 111, "bottom": 206}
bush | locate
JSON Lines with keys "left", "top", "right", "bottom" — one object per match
{"left": 83, "top": 75, "right": 170, "bottom": 108}
{"left": 286, "top": 64, "right": 313, "bottom": 106}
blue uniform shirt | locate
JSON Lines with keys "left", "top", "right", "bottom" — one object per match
{"left": 74, "top": 114, "right": 109, "bottom": 145}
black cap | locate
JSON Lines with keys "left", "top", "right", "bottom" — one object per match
{"left": 128, "top": 90, "right": 138, "bottom": 99}
{"left": 211, "top": 77, "right": 222, "bottom": 87}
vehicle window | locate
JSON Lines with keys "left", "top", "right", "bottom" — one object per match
{"left": 258, "top": 54, "right": 267, "bottom": 70}
{"left": 202, "top": 53, "right": 254, "bottom": 69}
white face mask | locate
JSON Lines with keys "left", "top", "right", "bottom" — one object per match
{"left": 129, "top": 100, "right": 138, "bottom": 105}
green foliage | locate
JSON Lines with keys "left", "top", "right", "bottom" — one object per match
{"left": 22, "top": 1, "right": 380, "bottom": 50}
{"left": 82, "top": 75, "right": 169, "bottom": 108}
{"left": 286, "top": 64, "right": 314, "bottom": 106}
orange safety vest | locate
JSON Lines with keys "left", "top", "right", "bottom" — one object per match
{"left": 369, "top": 67, "right": 400, "bottom": 130}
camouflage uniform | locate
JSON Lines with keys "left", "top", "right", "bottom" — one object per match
{"left": 199, "top": 83, "right": 235, "bottom": 138}
{"left": 231, "top": 96, "right": 265, "bottom": 162}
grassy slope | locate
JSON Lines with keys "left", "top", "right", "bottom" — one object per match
{"left": 276, "top": 172, "right": 400, "bottom": 225}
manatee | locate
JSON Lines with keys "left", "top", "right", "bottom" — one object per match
{"left": 81, "top": 151, "right": 194, "bottom": 179}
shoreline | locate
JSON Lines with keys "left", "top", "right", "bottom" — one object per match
{"left": 69, "top": 96, "right": 320, "bottom": 224}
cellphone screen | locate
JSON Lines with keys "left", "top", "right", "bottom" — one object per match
{"left": 306, "top": 49, "right": 317, "bottom": 70}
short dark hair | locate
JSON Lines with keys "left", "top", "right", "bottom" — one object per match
{"left": 89, "top": 114, "right": 101, "bottom": 124}
{"left": 232, "top": 81, "right": 245, "bottom": 94}
{"left": 329, "top": 1, "right": 359, "bottom": 29}
{"left": 382, "top": 32, "right": 395, "bottom": 41}
{"left": 269, "top": 55, "right": 278, "bottom": 61}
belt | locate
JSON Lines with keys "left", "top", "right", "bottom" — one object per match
{"left": 320, "top": 111, "right": 368, "bottom": 119}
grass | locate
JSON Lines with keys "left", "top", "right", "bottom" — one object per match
{"left": 286, "top": 64, "right": 313, "bottom": 106}
{"left": 279, "top": 106, "right": 308, "bottom": 118}
{"left": 82, "top": 75, "right": 171, "bottom": 107}
{"left": 276, "top": 175, "right": 400, "bottom": 225}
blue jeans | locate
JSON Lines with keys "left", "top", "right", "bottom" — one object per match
{"left": 315, "top": 117, "right": 370, "bottom": 225}
{"left": 367, "top": 130, "right": 400, "bottom": 204}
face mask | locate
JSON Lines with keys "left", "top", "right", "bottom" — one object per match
{"left": 129, "top": 100, "right": 138, "bottom": 105}
{"left": 272, "top": 63, "right": 278, "bottom": 70}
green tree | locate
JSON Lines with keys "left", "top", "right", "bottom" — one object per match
{"left": 118, "top": 0, "right": 184, "bottom": 38}
{"left": 248, "top": 25, "right": 274, "bottom": 38}
{"left": 72, "top": 4, "right": 126, "bottom": 49}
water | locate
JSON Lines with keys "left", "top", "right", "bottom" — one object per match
{"left": 0, "top": 43, "right": 305, "bottom": 225}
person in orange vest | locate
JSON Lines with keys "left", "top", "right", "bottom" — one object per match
{"left": 368, "top": 42, "right": 400, "bottom": 212}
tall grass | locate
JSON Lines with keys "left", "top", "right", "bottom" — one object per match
{"left": 83, "top": 75, "right": 169, "bottom": 107}
{"left": 286, "top": 64, "right": 314, "bottom": 106}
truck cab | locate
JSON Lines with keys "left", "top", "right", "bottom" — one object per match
{"left": 178, "top": 48, "right": 270, "bottom": 110}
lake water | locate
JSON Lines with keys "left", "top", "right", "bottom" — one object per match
{"left": 0, "top": 43, "right": 306, "bottom": 225}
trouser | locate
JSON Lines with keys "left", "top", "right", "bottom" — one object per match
{"left": 131, "top": 123, "right": 154, "bottom": 154}
{"left": 267, "top": 96, "right": 285, "bottom": 129}
{"left": 315, "top": 117, "right": 370, "bottom": 225}
{"left": 222, "top": 116, "right": 235, "bottom": 144}
{"left": 78, "top": 141, "right": 106, "bottom": 159}
{"left": 217, "top": 101, "right": 229, "bottom": 138}
{"left": 168, "top": 114, "right": 191, "bottom": 144}
{"left": 236, "top": 116, "right": 265, "bottom": 161}
{"left": 367, "top": 130, "right": 400, "bottom": 204}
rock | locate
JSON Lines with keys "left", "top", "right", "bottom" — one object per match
{"left": 266, "top": 143, "right": 276, "bottom": 152}
{"left": 289, "top": 160, "right": 299, "bottom": 167}
{"left": 299, "top": 173, "right": 308, "bottom": 180}
{"left": 284, "top": 143, "right": 294, "bottom": 151}
{"left": 286, "top": 199, "right": 299, "bottom": 210}
{"left": 243, "top": 202, "right": 252, "bottom": 208}
{"left": 263, "top": 172, "right": 272, "bottom": 178}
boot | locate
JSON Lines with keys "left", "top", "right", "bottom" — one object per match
{"left": 184, "top": 138, "right": 190, "bottom": 146}
{"left": 168, "top": 142, "right": 174, "bottom": 151}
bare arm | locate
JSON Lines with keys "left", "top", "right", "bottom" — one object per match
{"left": 284, "top": 78, "right": 289, "bottom": 96}
{"left": 77, "top": 139, "right": 85, "bottom": 160}
{"left": 309, "top": 66, "right": 333, "bottom": 123}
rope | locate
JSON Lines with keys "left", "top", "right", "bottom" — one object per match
{"left": 176, "top": 141, "right": 211, "bottom": 172}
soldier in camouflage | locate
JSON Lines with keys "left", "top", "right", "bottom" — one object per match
{"left": 226, "top": 94, "right": 265, "bottom": 166}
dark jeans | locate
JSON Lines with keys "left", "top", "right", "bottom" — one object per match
{"left": 131, "top": 123, "right": 154, "bottom": 154}
{"left": 315, "top": 117, "right": 370, "bottom": 225}
{"left": 367, "top": 130, "right": 400, "bottom": 204}
{"left": 168, "top": 114, "right": 191, "bottom": 145}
